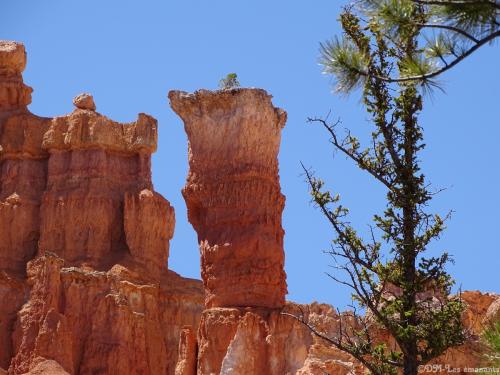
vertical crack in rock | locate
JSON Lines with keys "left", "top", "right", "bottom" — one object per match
{"left": 174, "top": 326, "right": 197, "bottom": 375}
{"left": 169, "top": 88, "right": 288, "bottom": 309}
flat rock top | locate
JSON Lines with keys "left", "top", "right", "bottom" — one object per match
{"left": 168, "top": 87, "right": 287, "bottom": 129}
{"left": 168, "top": 87, "right": 273, "bottom": 108}
{"left": 0, "top": 40, "right": 27, "bottom": 75}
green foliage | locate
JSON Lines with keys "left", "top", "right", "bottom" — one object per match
{"left": 437, "top": 0, "right": 499, "bottom": 36}
{"left": 481, "top": 316, "right": 500, "bottom": 367}
{"left": 320, "top": 0, "right": 499, "bottom": 87}
{"left": 320, "top": 38, "right": 369, "bottom": 93}
{"left": 218, "top": 73, "right": 240, "bottom": 90}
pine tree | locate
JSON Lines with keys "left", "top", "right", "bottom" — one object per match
{"left": 287, "top": 1, "right": 498, "bottom": 374}
{"left": 321, "top": 0, "right": 499, "bottom": 85}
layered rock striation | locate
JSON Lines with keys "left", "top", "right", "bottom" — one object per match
{"left": 0, "top": 41, "right": 204, "bottom": 375}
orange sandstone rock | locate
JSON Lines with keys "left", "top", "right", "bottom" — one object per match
{"left": 72, "top": 93, "right": 95, "bottom": 111}
{"left": 0, "top": 272, "right": 26, "bottom": 370}
{"left": 0, "top": 41, "right": 48, "bottom": 276}
{"left": 174, "top": 326, "right": 197, "bottom": 375}
{"left": 0, "top": 41, "right": 32, "bottom": 111}
{"left": 124, "top": 189, "right": 175, "bottom": 279}
{"left": 0, "top": 41, "right": 204, "bottom": 375}
{"left": 169, "top": 88, "right": 288, "bottom": 309}
{"left": 0, "top": 41, "right": 49, "bottom": 371}
{"left": 38, "top": 97, "right": 161, "bottom": 276}
{"left": 9, "top": 253, "right": 204, "bottom": 375}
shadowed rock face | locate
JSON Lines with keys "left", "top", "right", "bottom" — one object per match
{"left": 169, "top": 88, "right": 288, "bottom": 309}
{"left": 0, "top": 41, "right": 204, "bottom": 375}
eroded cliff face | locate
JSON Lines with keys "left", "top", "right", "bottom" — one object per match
{"left": 0, "top": 41, "right": 204, "bottom": 375}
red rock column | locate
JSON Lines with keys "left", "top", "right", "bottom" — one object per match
{"left": 0, "top": 41, "right": 48, "bottom": 275}
{"left": 169, "top": 88, "right": 287, "bottom": 309}
{"left": 0, "top": 40, "right": 49, "bottom": 369}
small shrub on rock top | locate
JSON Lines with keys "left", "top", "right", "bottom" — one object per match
{"left": 219, "top": 73, "right": 240, "bottom": 90}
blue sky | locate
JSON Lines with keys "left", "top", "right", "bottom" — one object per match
{"left": 1, "top": 1, "right": 498, "bottom": 308}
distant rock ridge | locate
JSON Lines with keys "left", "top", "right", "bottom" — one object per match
{"left": 0, "top": 41, "right": 497, "bottom": 375}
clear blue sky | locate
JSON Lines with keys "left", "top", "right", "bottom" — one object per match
{"left": 2, "top": 1, "right": 498, "bottom": 308}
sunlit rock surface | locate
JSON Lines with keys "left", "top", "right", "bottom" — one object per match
{"left": 0, "top": 41, "right": 203, "bottom": 375}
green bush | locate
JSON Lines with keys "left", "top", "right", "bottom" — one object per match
{"left": 219, "top": 73, "right": 240, "bottom": 90}
{"left": 481, "top": 316, "right": 500, "bottom": 367}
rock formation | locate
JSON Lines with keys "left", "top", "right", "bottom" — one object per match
{"left": 0, "top": 41, "right": 204, "bottom": 375}
{"left": 0, "top": 41, "right": 498, "bottom": 375}
{"left": 0, "top": 41, "right": 49, "bottom": 371}
{"left": 169, "top": 88, "right": 287, "bottom": 309}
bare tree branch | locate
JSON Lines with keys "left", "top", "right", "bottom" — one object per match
{"left": 417, "top": 23, "right": 480, "bottom": 43}
{"left": 307, "top": 117, "right": 394, "bottom": 189}
{"left": 411, "top": 0, "right": 500, "bottom": 10}
{"left": 353, "top": 30, "right": 500, "bottom": 83}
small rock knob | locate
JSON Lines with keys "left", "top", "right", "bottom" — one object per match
{"left": 5, "top": 192, "right": 21, "bottom": 205}
{"left": 73, "top": 93, "right": 96, "bottom": 111}
{"left": 0, "top": 40, "right": 27, "bottom": 76}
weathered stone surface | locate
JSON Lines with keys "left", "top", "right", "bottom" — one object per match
{"left": 72, "top": 94, "right": 95, "bottom": 111}
{"left": 0, "top": 273, "right": 26, "bottom": 370}
{"left": 21, "top": 359, "right": 71, "bottom": 375}
{"left": 0, "top": 114, "right": 48, "bottom": 159}
{"left": 0, "top": 41, "right": 32, "bottom": 111}
{"left": 192, "top": 303, "right": 362, "bottom": 375}
{"left": 124, "top": 189, "right": 175, "bottom": 279}
{"left": 38, "top": 107, "right": 159, "bottom": 274}
{"left": 169, "top": 88, "right": 288, "bottom": 309}
{"left": 189, "top": 293, "right": 499, "bottom": 375}
{"left": 42, "top": 109, "right": 157, "bottom": 154}
{"left": 0, "top": 42, "right": 49, "bottom": 371}
{"left": 174, "top": 326, "right": 197, "bottom": 375}
{"left": 220, "top": 312, "right": 268, "bottom": 374}
{"left": 194, "top": 304, "right": 316, "bottom": 375}
{"left": 9, "top": 254, "right": 204, "bottom": 375}
{"left": 0, "top": 41, "right": 26, "bottom": 76}
{"left": 0, "top": 41, "right": 48, "bottom": 276}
